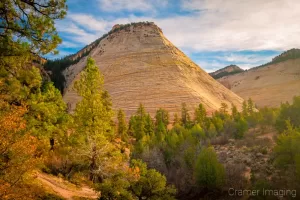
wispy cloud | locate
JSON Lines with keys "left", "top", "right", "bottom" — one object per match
{"left": 97, "top": 0, "right": 168, "bottom": 12}
{"left": 51, "top": 0, "right": 299, "bottom": 72}
{"left": 67, "top": 13, "right": 108, "bottom": 31}
{"left": 158, "top": 0, "right": 300, "bottom": 51}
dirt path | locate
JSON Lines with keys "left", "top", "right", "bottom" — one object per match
{"left": 36, "top": 172, "right": 99, "bottom": 200}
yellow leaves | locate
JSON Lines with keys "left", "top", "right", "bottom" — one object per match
{"left": 0, "top": 103, "right": 41, "bottom": 199}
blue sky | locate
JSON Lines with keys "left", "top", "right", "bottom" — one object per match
{"left": 51, "top": 0, "right": 300, "bottom": 72}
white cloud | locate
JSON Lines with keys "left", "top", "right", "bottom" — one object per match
{"left": 67, "top": 13, "right": 108, "bottom": 32}
{"left": 153, "top": 0, "right": 300, "bottom": 51}
{"left": 216, "top": 54, "right": 274, "bottom": 64}
{"left": 58, "top": 0, "right": 300, "bottom": 52}
{"left": 59, "top": 41, "right": 82, "bottom": 48}
{"left": 97, "top": 0, "right": 167, "bottom": 12}
{"left": 56, "top": 22, "right": 100, "bottom": 44}
{"left": 54, "top": 0, "right": 300, "bottom": 72}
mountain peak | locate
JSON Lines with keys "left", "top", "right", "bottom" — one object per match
{"left": 109, "top": 21, "right": 162, "bottom": 35}
{"left": 210, "top": 65, "right": 244, "bottom": 79}
{"left": 51, "top": 21, "right": 244, "bottom": 118}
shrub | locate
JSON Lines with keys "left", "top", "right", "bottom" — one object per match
{"left": 195, "top": 147, "right": 225, "bottom": 189}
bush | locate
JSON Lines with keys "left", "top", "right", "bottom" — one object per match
{"left": 195, "top": 147, "right": 225, "bottom": 189}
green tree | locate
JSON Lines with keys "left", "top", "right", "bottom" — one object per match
{"left": 172, "top": 113, "right": 181, "bottom": 126}
{"left": 156, "top": 120, "right": 167, "bottom": 142}
{"left": 72, "top": 57, "right": 123, "bottom": 182}
{"left": 0, "top": 0, "right": 67, "bottom": 55}
{"left": 211, "top": 116, "right": 224, "bottom": 134}
{"left": 190, "top": 124, "right": 206, "bottom": 141}
{"left": 274, "top": 123, "right": 300, "bottom": 181}
{"left": 117, "top": 109, "right": 128, "bottom": 142}
{"left": 247, "top": 98, "right": 255, "bottom": 114}
{"left": 130, "top": 159, "right": 176, "bottom": 200}
{"left": 134, "top": 104, "right": 147, "bottom": 141}
{"left": 207, "top": 122, "right": 217, "bottom": 138}
{"left": 231, "top": 104, "right": 238, "bottom": 119}
{"left": 181, "top": 103, "right": 192, "bottom": 128}
{"left": 234, "top": 117, "right": 248, "bottom": 139}
{"left": 145, "top": 114, "right": 155, "bottom": 138}
{"left": 26, "top": 81, "right": 68, "bottom": 149}
{"left": 242, "top": 101, "right": 248, "bottom": 117}
{"left": 194, "top": 103, "right": 207, "bottom": 126}
{"left": 155, "top": 108, "right": 169, "bottom": 128}
{"left": 220, "top": 102, "right": 229, "bottom": 115}
{"left": 276, "top": 96, "right": 300, "bottom": 132}
{"left": 128, "top": 116, "right": 137, "bottom": 136}
{"left": 195, "top": 147, "right": 225, "bottom": 189}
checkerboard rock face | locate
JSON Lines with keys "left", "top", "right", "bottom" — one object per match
{"left": 63, "top": 23, "right": 244, "bottom": 119}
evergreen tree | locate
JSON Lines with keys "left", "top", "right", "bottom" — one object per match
{"left": 274, "top": 124, "right": 300, "bottom": 181}
{"left": 231, "top": 104, "right": 238, "bottom": 119}
{"left": 128, "top": 116, "right": 137, "bottom": 137}
{"left": 194, "top": 103, "right": 207, "bottom": 126}
{"left": 242, "top": 101, "right": 248, "bottom": 117}
{"left": 72, "top": 57, "right": 123, "bottom": 182}
{"left": 134, "top": 103, "right": 147, "bottom": 141}
{"left": 234, "top": 117, "right": 248, "bottom": 139}
{"left": 130, "top": 159, "right": 176, "bottom": 200}
{"left": 155, "top": 108, "right": 169, "bottom": 128}
{"left": 156, "top": 120, "right": 167, "bottom": 142}
{"left": 220, "top": 102, "right": 229, "bottom": 114}
{"left": 247, "top": 98, "right": 255, "bottom": 114}
{"left": 145, "top": 114, "right": 155, "bottom": 138}
{"left": 117, "top": 109, "right": 128, "bottom": 142}
{"left": 207, "top": 122, "right": 217, "bottom": 138}
{"left": 0, "top": 0, "right": 67, "bottom": 55}
{"left": 173, "top": 113, "right": 181, "bottom": 126}
{"left": 195, "top": 147, "right": 225, "bottom": 189}
{"left": 181, "top": 103, "right": 192, "bottom": 128}
{"left": 276, "top": 96, "right": 300, "bottom": 132}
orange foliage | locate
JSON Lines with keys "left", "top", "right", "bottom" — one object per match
{"left": 0, "top": 103, "right": 40, "bottom": 199}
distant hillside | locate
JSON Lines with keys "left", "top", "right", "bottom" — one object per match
{"left": 216, "top": 49, "right": 300, "bottom": 108}
{"left": 254, "top": 48, "right": 300, "bottom": 69}
{"left": 209, "top": 65, "right": 244, "bottom": 79}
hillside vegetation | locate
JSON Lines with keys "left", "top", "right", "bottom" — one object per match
{"left": 256, "top": 48, "right": 300, "bottom": 69}
{"left": 210, "top": 65, "right": 244, "bottom": 79}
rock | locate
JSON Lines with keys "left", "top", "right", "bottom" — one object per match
{"left": 256, "top": 153, "right": 263, "bottom": 158}
{"left": 62, "top": 22, "right": 244, "bottom": 119}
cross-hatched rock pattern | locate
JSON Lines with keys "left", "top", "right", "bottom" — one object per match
{"left": 63, "top": 23, "right": 244, "bottom": 119}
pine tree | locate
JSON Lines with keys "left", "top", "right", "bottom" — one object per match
{"left": 181, "top": 103, "right": 191, "bottom": 127}
{"left": 247, "top": 98, "right": 255, "bottom": 114}
{"left": 117, "top": 109, "right": 128, "bottom": 142}
{"left": 207, "top": 122, "right": 217, "bottom": 138}
{"left": 155, "top": 108, "right": 169, "bottom": 128}
{"left": 145, "top": 114, "right": 155, "bottom": 138}
{"left": 156, "top": 120, "right": 167, "bottom": 142}
{"left": 173, "top": 113, "right": 181, "bottom": 126}
{"left": 242, "top": 101, "right": 248, "bottom": 117}
{"left": 231, "top": 104, "right": 238, "bottom": 119}
{"left": 195, "top": 147, "right": 225, "bottom": 189}
{"left": 220, "top": 102, "right": 229, "bottom": 114}
{"left": 194, "top": 103, "right": 207, "bottom": 126}
{"left": 134, "top": 103, "right": 147, "bottom": 141}
{"left": 0, "top": 0, "right": 67, "bottom": 55}
{"left": 72, "top": 57, "right": 123, "bottom": 182}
